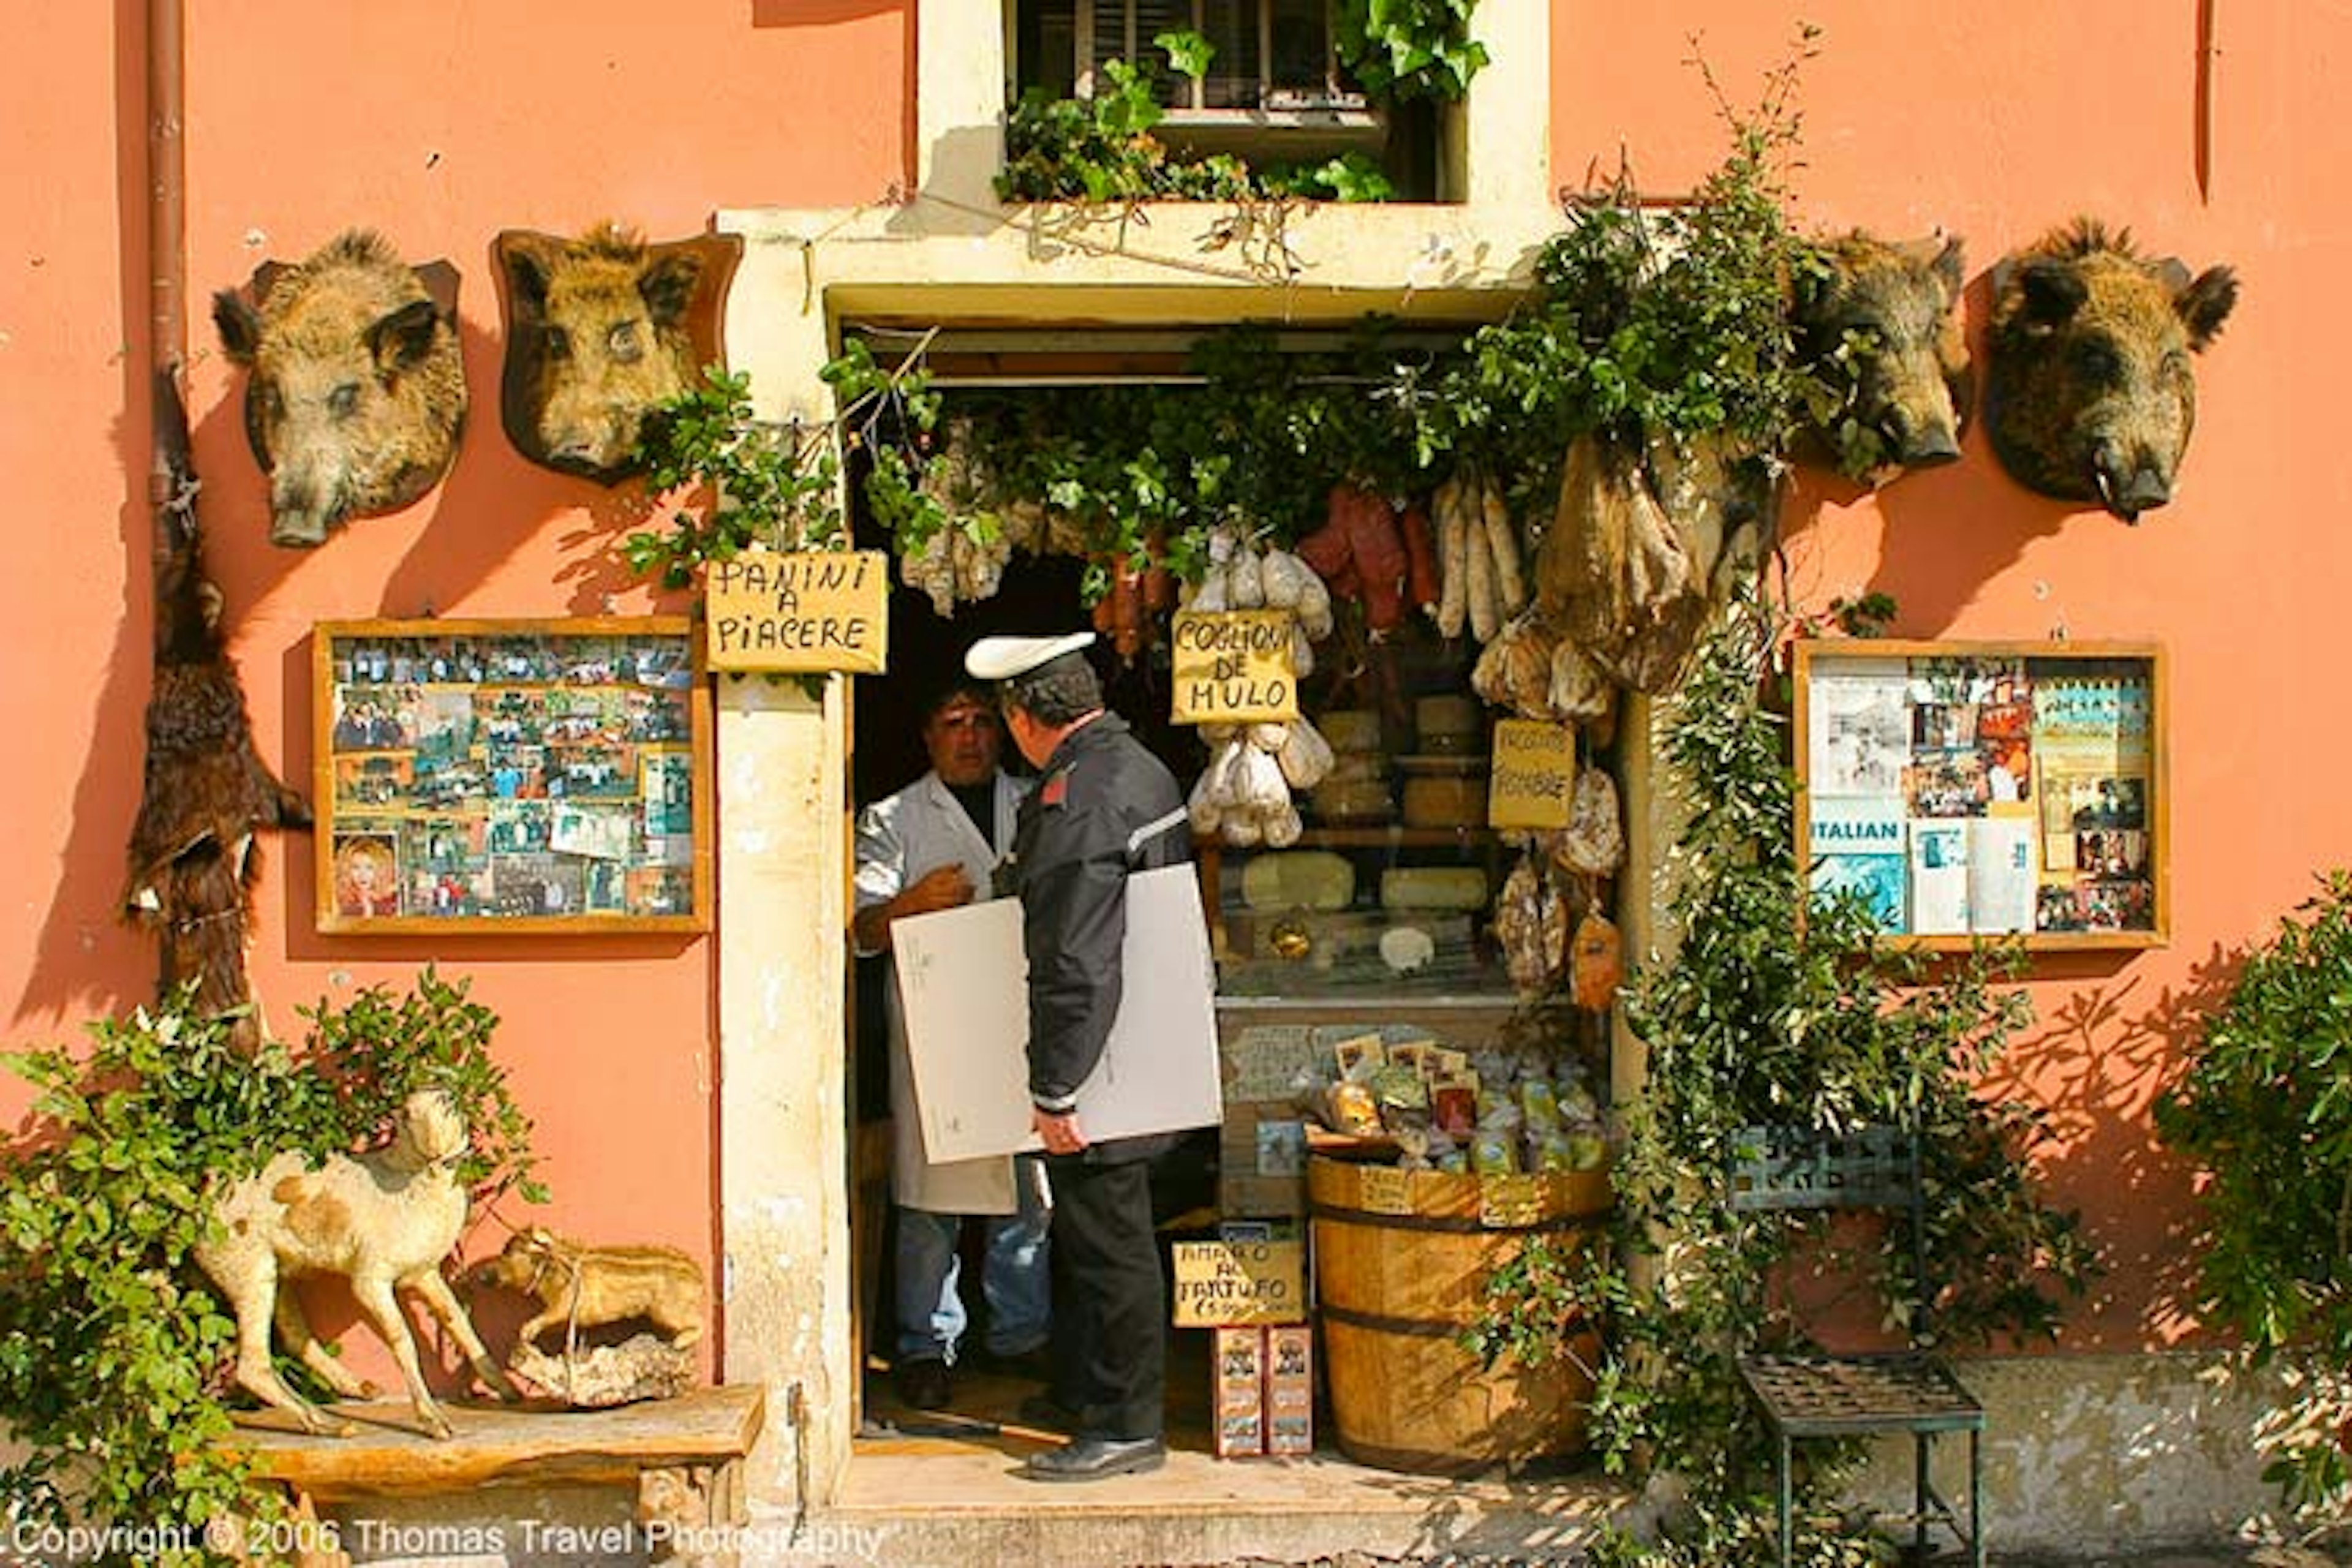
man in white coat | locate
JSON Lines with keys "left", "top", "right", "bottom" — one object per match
{"left": 853, "top": 680, "right": 1050, "bottom": 1410}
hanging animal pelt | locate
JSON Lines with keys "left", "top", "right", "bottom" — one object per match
{"left": 123, "top": 372, "right": 311, "bottom": 1050}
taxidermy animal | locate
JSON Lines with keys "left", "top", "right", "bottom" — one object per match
{"left": 213, "top": 228, "right": 467, "bottom": 547}
{"left": 124, "top": 373, "right": 310, "bottom": 1053}
{"left": 467, "top": 1225, "right": 707, "bottom": 1351}
{"left": 194, "top": 1088, "right": 521, "bottom": 1440}
{"left": 493, "top": 223, "right": 742, "bottom": 481}
{"left": 1793, "top": 232, "right": 1972, "bottom": 480}
{"left": 1988, "top": 218, "right": 2239, "bottom": 521}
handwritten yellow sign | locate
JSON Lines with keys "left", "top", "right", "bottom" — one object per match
{"left": 1172, "top": 1238, "right": 1305, "bottom": 1327}
{"left": 1170, "top": 611, "right": 1298, "bottom": 724}
{"left": 1488, "top": 718, "right": 1574, "bottom": 830}
{"left": 704, "top": 550, "right": 888, "bottom": 674}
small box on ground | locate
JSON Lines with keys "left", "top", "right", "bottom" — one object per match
{"left": 1215, "top": 1325, "right": 1267, "bottom": 1457}
{"left": 1264, "top": 1323, "right": 1314, "bottom": 1455}
{"left": 1210, "top": 1323, "right": 1315, "bottom": 1459}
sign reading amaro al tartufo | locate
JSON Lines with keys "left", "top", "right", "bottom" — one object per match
{"left": 703, "top": 550, "right": 889, "bottom": 674}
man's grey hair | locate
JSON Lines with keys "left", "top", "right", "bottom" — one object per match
{"left": 1001, "top": 652, "right": 1101, "bottom": 728}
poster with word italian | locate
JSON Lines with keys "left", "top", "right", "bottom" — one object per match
{"left": 1799, "top": 646, "right": 2160, "bottom": 944}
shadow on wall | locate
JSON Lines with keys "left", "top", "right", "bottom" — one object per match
{"left": 379, "top": 309, "right": 665, "bottom": 622}
{"left": 10, "top": 405, "right": 173, "bottom": 1034}
{"left": 890, "top": 125, "right": 1006, "bottom": 233}
{"left": 1972, "top": 943, "right": 2247, "bottom": 1348}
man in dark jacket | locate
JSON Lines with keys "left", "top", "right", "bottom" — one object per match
{"left": 966, "top": 630, "right": 1190, "bottom": 1482}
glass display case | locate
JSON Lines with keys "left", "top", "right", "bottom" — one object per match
{"left": 1199, "top": 825, "right": 1514, "bottom": 1002}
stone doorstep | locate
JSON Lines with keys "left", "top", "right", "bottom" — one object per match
{"left": 824, "top": 1446, "right": 1630, "bottom": 1568}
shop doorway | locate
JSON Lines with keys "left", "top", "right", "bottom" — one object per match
{"left": 842, "top": 492, "right": 1224, "bottom": 1452}
{"left": 824, "top": 350, "right": 1607, "bottom": 1531}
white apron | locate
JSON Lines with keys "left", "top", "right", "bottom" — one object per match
{"left": 855, "top": 771, "right": 1029, "bottom": 1214}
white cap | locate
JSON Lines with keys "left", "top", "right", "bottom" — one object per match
{"left": 965, "top": 631, "right": 1096, "bottom": 681}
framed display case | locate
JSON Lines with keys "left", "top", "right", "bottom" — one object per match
{"left": 312, "top": 618, "right": 711, "bottom": 934}
{"left": 1199, "top": 826, "right": 1513, "bottom": 1002}
{"left": 1792, "top": 639, "right": 2167, "bottom": 951}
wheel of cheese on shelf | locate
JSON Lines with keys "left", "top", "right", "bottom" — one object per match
{"left": 1379, "top": 867, "right": 1489, "bottom": 911}
{"left": 1317, "top": 709, "right": 1384, "bottom": 754}
{"left": 1240, "top": 850, "right": 1357, "bottom": 911}
{"left": 1379, "top": 924, "right": 1438, "bottom": 975}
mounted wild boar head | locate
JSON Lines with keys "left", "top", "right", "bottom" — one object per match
{"left": 213, "top": 230, "right": 467, "bottom": 548}
{"left": 494, "top": 224, "right": 743, "bottom": 483}
{"left": 1794, "top": 232, "right": 1972, "bottom": 481}
{"left": 1988, "top": 219, "right": 2239, "bottom": 522}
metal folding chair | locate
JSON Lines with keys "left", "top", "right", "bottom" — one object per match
{"left": 1729, "top": 1125, "right": 1985, "bottom": 1568}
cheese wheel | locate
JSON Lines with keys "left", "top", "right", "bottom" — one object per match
{"left": 1379, "top": 867, "right": 1490, "bottom": 911}
{"left": 1241, "top": 851, "right": 1357, "bottom": 911}
{"left": 1400, "top": 774, "right": 1489, "bottom": 828}
{"left": 1317, "top": 709, "right": 1383, "bottom": 753}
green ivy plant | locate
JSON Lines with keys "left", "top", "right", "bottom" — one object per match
{"left": 933, "top": 320, "right": 1433, "bottom": 603}
{"left": 627, "top": 344, "right": 941, "bottom": 590}
{"left": 1337, "top": 0, "right": 1488, "bottom": 104}
{"left": 0, "top": 970, "right": 541, "bottom": 1558}
{"left": 2157, "top": 871, "right": 2352, "bottom": 1515}
{"left": 997, "top": 28, "right": 1402, "bottom": 206}
{"left": 1402, "top": 30, "right": 1831, "bottom": 510}
{"left": 1466, "top": 590, "right": 2096, "bottom": 1566}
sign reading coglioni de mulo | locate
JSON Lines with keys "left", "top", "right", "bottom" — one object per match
{"left": 1170, "top": 610, "right": 1298, "bottom": 724}
{"left": 704, "top": 550, "right": 888, "bottom": 674}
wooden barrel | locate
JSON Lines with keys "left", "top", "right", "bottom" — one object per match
{"left": 1308, "top": 1152, "right": 1608, "bottom": 1474}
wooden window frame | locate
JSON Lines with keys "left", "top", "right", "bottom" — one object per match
{"left": 1072, "top": 0, "right": 1363, "bottom": 111}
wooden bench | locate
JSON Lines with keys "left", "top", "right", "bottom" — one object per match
{"left": 230, "top": 1384, "right": 763, "bottom": 1567}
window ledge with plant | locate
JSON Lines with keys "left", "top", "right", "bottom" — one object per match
{"left": 999, "top": 2, "right": 1487, "bottom": 208}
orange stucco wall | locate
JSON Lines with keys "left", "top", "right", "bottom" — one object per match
{"left": 1556, "top": 4, "right": 2351, "bottom": 1347}
{"left": 1, "top": 0, "right": 2342, "bottom": 1384}
{"left": 0, "top": 1, "right": 910, "bottom": 1371}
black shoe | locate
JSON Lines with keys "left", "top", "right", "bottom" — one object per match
{"left": 1022, "top": 1435, "right": 1166, "bottom": 1482}
{"left": 1014, "top": 1392, "right": 1081, "bottom": 1433}
{"left": 894, "top": 1357, "right": 952, "bottom": 1411}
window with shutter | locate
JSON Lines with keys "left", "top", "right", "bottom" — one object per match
{"left": 1029, "top": 0, "right": 1345, "bottom": 111}
{"left": 1011, "top": 0, "right": 1433, "bottom": 187}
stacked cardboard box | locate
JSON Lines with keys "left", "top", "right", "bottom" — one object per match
{"left": 1212, "top": 1324, "right": 1315, "bottom": 1458}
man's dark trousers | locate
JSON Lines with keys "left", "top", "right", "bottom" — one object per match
{"left": 1045, "top": 1154, "right": 1163, "bottom": 1441}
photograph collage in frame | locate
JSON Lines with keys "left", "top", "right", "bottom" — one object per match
{"left": 1795, "top": 640, "right": 2165, "bottom": 950}
{"left": 314, "top": 619, "right": 709, "bottom": 933}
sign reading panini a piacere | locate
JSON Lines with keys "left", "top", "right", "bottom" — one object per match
{"left": 704, "top": 550, "right": 888, "bottom": 673}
